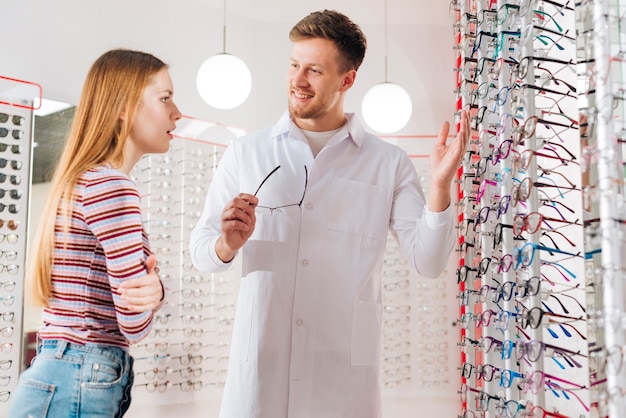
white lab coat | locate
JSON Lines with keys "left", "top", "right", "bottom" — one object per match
{"left": 189, "top": 112, "right": 454, "bottom": 418}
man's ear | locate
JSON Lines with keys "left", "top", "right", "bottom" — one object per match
{"left": 340, "top": 70, "right": 357, "bottom": 91}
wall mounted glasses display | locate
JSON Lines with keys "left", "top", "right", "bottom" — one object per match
{"left": 451, "top": 0, "right": 626, "bottom": 416}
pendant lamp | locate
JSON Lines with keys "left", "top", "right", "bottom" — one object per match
{"left": 196, "top": 0, "right": 252, "bottom": 110}
{"left": 361, "top": 0, "right": 412, "bottom": 134}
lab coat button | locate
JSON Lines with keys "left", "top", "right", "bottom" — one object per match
{"left": 295, "top": 319, "right": 303, "bottom": 326}
{"left": 301, "top": 259, "right": 309, "bottom": 267}
{"left": 306, "top": 203, "right": 313, "bottom": 210}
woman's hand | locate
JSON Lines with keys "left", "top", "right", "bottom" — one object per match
{"left": 118, "top": 254, "right": 164, "bottom": 312}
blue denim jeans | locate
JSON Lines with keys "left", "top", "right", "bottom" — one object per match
{"left": 9, "top": 339, "right": 134, "bottom": 418}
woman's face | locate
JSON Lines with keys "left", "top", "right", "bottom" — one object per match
{"left": 127, "top": 68, "right": 181, "bottom": 157}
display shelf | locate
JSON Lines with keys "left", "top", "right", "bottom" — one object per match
{"left": 129, "top": 118, "right": 238, "bottom": 405}
{"left": 451, "top": 1, "right": 591, "bottom": 417}
{"left": 0, "top": 75, "right": 38, "bottom": 416}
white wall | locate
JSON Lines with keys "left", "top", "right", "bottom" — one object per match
{"left": 0, "top": 0, "right": 457, "bottom": 136}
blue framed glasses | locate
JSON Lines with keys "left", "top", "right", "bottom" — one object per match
{"left": 513, "top": 242, "right": 580, "bottom": 269}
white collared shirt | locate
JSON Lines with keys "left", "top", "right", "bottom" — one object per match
{"left": 190, "top": 111, "right": 454, "bottom": 418}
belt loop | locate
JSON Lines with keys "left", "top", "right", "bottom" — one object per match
{"left": 35, "top": 334, "right": 42, "bottom": 353}
{"left": 55, "top": 340, "right": 68, "bottom": 359}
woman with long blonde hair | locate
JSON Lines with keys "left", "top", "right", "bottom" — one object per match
{"left": 10, "top": 48, "right": 181, "bottom": 417}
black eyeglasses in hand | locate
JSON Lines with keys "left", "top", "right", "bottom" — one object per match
{"left": 253, "top": 165, "right": 308, "bottom": 214}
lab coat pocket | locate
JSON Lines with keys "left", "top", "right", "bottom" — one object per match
{"left": 328, "top": 177, "right": 392, "bottom": 240}
{"left": 351, "top": 300, "right": 382, "bottom": 366}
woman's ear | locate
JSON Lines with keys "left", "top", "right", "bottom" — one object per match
{"left": 119, "top": 105, "right": 127, "bottom": 121}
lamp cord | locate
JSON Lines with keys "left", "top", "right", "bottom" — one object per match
{"left": 222, "top": 0, "right": 227, "bottom": 53}
{"left": 384, "top": 0, "right": 388, "bottom": 82}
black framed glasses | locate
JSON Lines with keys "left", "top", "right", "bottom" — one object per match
{"left": 0, "top": 144, "right": 20, "bottom": 154}
{"left": 493, "top": 222, "right": 521, "bottom": 249}
{"left": 0, "top": 174, "right": 20, "bottom": 186}
{"left": 0, "top": 128, "right": 23, "bottom": 140}
{"left": 0, "top": 113, "right": 24, "bottom": 126}
{"left": 471, "top": 106, "right": 498, "bottom": 131}
{"left": 0, "top": 204, "right": 18, "bottom": 214}
{"left": 469, "top": 30, "right": 497, "bottom": 58}
{"left": 456, "top": 265, "right": 477, "bottom": 284}
{"left": 253, "top": 165, "right": 308, "bottom": 214}
{"left": 473, "top": 57, "right": 497, "bottom": 80}
{"left": 0, "top": 159, "right": 21, "bottom": 171}
{"left": 519, "top": 306, "right": 583, "bottom": 330}
{"left": 477, "top": 8, "right": 498, "bottom": 27}
{"left": 0, "top": 190, "right": 21, "bottom": 200}
{"left": 459, "top": 362, "right": 499, "bottom": 382}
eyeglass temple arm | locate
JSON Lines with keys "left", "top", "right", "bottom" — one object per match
{"left": 298, "top": 165, "right": 308, "bottom": 206}
{"left": 253, "top": 165, "right": 281, "bottom": 197}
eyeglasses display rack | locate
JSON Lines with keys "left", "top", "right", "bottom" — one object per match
{"left": 0, "top": 75, "right": 38, "bottom": 415}
{"left": 381, "top": 151, "right": 459, "bottom": 399}
{"left": 578, "top": 0, "right": 626, "bottom": 416}
{"left": 451, "top": 0, "right": 591, "bottom": 417}
{"left": 128, "top": 121, "right": 242, "bottom": 405}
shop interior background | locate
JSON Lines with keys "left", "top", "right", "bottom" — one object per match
{"left": 0, "top": 1, "right": 458, "bottom": 417}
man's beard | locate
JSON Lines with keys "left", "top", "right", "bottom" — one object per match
{"left": 288, "top": 97, "right": 327, "bottom": 120}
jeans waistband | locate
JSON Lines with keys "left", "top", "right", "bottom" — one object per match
{"left": 37, "top": 338, "right": 129, "bottom": 360}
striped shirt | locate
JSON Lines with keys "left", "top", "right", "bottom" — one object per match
{"left": 39, "top": 164, "right": 156, "bottom": 348}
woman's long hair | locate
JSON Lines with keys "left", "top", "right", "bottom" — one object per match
{"left": 29, "top": 49, "right": 167, "bottom": 306}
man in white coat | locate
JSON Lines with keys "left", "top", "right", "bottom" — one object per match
{"left": 189, "top": 9, "right": 470, "bottom": 418}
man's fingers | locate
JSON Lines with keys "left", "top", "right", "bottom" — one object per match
{"left": 437, "top": 121, "right": 451, "bottom": 147}
{"left": 461, "top": 110, "right": 470, "bottom": 142}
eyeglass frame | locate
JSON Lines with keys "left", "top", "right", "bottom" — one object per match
{"left": 253, "top": 165, "right": 308, "bottom": 214}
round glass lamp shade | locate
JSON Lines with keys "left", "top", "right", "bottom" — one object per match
{"left": 361, "top": 82, "right": 413, "bottom": 134}
{"left": 196, "top": 53, "right": 252, "bottom": 110}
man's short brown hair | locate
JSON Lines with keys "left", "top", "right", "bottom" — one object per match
{"left": 289, "top": 9, "right": 367, "bottom": 73}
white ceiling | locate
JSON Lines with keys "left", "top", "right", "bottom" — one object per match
{"left": 1, "top": 0, "right": 456, "bottom": 135}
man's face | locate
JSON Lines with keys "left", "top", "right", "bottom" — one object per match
{"left": 287, "top": 37, "right": 348, "bottom": 125}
